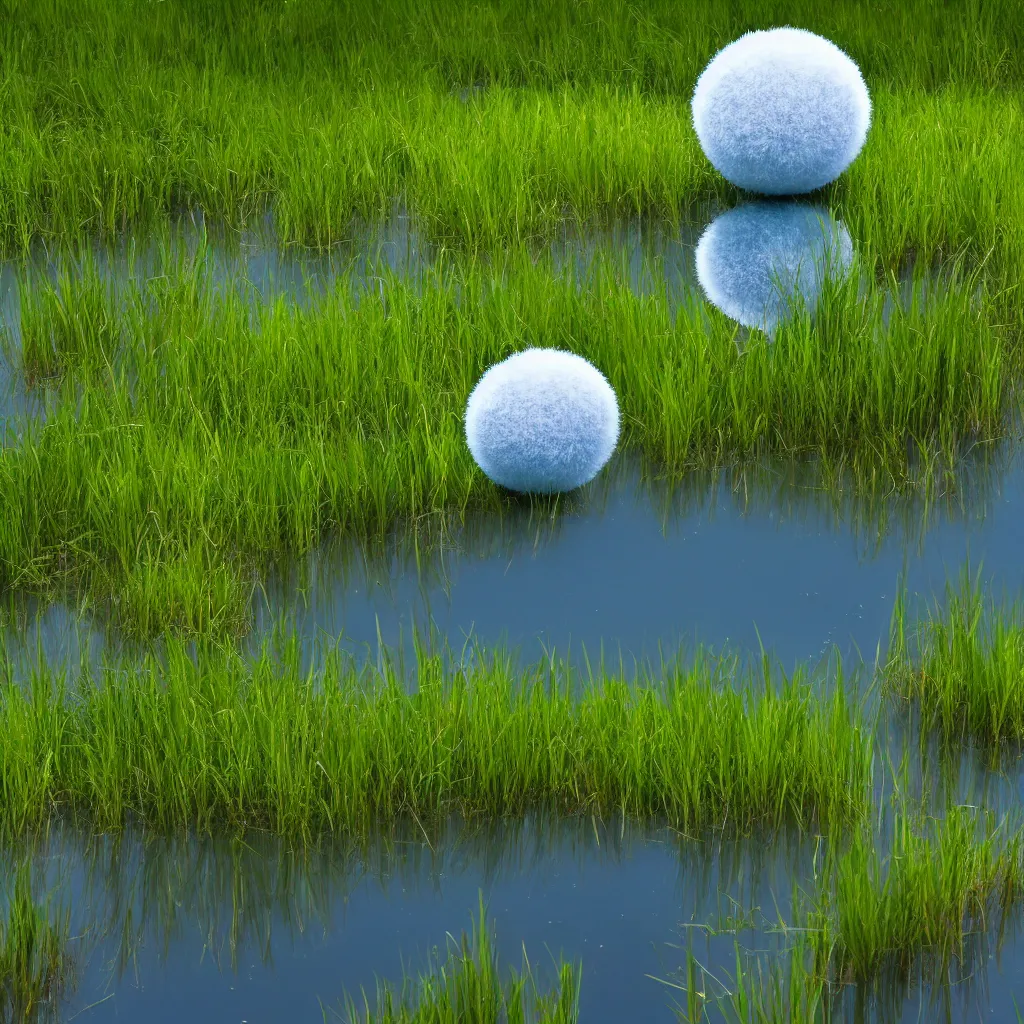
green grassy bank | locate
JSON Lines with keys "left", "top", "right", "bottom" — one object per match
{"left": 4, "top": 580, "right": 1023, "bottom": 845}
{"left": 2, "top": 3, "right": 1024, "bottom": 1019}
{"left": 0, "top": 0, "right": 1021, "bottom": 265}
{"left": 7, "top": 568, "right": 1024, "bottom": 845}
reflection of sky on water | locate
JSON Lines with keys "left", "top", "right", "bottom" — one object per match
{"left": 0, "top": 203, "right": 434, "bottom": 319}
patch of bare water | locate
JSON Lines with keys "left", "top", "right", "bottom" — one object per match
{"left": 9, "top": 812, "right": 1021, "bottom": 1024}
{"left": 250, "top": 447, "right": 1022, "bottom": 672}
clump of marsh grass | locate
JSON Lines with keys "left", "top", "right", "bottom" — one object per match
{"left": 333, "top": 899, "right": 579, "bottom": 1024}
{"left": 0, "top": 864, "right": 73, "bottom": 1023}
{"left": 0, "top": 636, "right": 872, "bottom": 839}
{"left": 887, "top": 575, "right": 1024, "bottom": 747}
{"left": 105, "top": 544, "right": 254, "bottom": 640}
{"left": 675, "top": 806, "right": 1024, "bottom": 1021}
{"left": 675, "top": 930, "right": 831, "bottom": 1023}
{"left": 828, "top": 806, "right": 1022, "bottom": 981}
{"left": 15, "top": 255, "right": 121, "bottom": 387}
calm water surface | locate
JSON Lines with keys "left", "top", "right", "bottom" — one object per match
{"left": 4, "top": 449, "right": 1022, "bottom": 676}
{"left": 32, "top": 818, "right": 1024, "bottom": 1023}
{"left": 251, "top": 450, "right": 1024, "bottom": 671}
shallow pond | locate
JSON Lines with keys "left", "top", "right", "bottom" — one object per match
{"left": 0, "top": 208, "right": 1020, "bottom": 1022}
{"left": 251, "top": 448, "right": 1023, "bottom": 672}
{"left": 7, "top": 446, "right": 1024, "bottom": 1020}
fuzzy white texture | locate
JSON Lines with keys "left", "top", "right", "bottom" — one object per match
{"left": 692, "top": 27, "right": 871, "bottom": 195}
{"left": 465, "top": 348, "right": 620, "bottom": 494}
{"left": 695, "top": 201, "right": 854, "bottom": 335}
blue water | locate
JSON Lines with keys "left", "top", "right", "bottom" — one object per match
{"left": 10, "top": 439, "right": 1024, "bottom": 1021}
{"left": 10, "top": 447, "right": 1017, "bottom": 679}
{"left": 40, "top": 817, "right": 1024, "bottom": 1023}
{"left": 63, "top": 822, "right": 719, "bottom": 1023}
{"left": 253, "top": 448, "right": 1023, "bottom": 672}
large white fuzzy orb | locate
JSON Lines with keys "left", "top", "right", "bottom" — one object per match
{"left": 692, "top": 27, "right": 871, "bottom": 195}
{"left": 465, "top": 348, "right": 620, "bottom": 494}
{"left": 695, "top": 201, "right": 854, "bottom": 335}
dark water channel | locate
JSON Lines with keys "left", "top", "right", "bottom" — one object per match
{"left": 12, "top": 807, "right": 1017, "bottom": 1024}
{"left": 250, "top": 448, "right": 1024, "bottom": 673}
{"left": 31, "top": 817, "right": 1024, "bottom": 1023}
{"left": 51, "top": 821, "right": 808, "bottom": 1023}
{"left": 1, "top": 208, "right": 1022, "bottom": 1021}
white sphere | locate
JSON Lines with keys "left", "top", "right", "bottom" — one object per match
{"left": 692, "top": 27, "right": 871, "bottom": 195}
{"left": 465, "top": 348, "right": 620, "bottom": 494}
{"left": 695, "top": 201, "right": 854, "bottom": 335}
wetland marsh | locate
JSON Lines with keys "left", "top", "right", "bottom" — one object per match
{"left": 2, "top": 0, "right": 1024, "bottom": 1019}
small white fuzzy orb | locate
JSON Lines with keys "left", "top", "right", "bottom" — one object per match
{"left": 465, "top": 348, "right": 620, "bottom": 494}
{"left": 692, "top": 27, "right": 871, "bottom": 195}
{"left": 695, "top": 201, "right": 854, "bottom": 335}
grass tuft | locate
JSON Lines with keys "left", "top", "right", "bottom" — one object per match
{"left": 829, "top": 806, "right": 1022, "bottom": 981}
{"left": 888, "top": 576, "right": 1024, "bottom": 747}
{"left": 675, "top": 806, "right": 1024, "bottom": 1021}
{"left": 333, "top": 898, "right": 579, "bottom": 1024}
{"left": 0, "top": 864, "right": 72, "bottom": 1023}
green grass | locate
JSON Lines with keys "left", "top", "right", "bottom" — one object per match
{"left": 0, "top": 864, "right": 72, "bottom": 1023}
{"left": 8, "top": 0, "right": 1021, "bottom": 94}
{"left": 0, "top": 0, "right": 1022, "bottom": 270}
{"left": 1, "top": 2, "right": 1023, "bottom": 1016}
{"left": 332, "top": 900, "right": 579, "bottom": 1024}
{"left": 0, "top": 635, "right": 872, "bottom": 840}
{"left": 675, "top": 933, "right": 831, "bottom": 1024}
{"left": 675, "top": 806, "right": 1024, "bottom": 1021}
{"left": 0, "top": 240, "right": 1012, "bottom": 637}
{"left": 7, "top": 84, "right": 1015, "bottom": 272}
{"left": 828, "top": 806, "right": 1022, "bottom": 981}
{"left": 888, "top": 577, "right": 1024, "bottom": 747}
